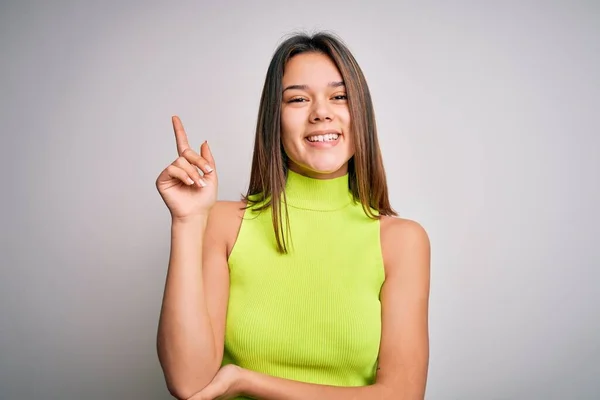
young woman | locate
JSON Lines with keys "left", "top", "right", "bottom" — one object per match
{"left": 156, "top": 32, "right": 431, "bottom": 400}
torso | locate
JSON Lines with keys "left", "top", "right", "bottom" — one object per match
{"left": 216, "top": 200, "right": 403, "bottom": 278}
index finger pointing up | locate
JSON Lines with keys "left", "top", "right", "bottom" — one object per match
{"left": 172, "top": 115, "right": 191, "bottom": 156}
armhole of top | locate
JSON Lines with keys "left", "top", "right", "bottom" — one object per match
{"left": 376, "top": 215, "right": 389, "bottom": 300}
{"left": 226, "top": 201, "right": 253, "bottom": 265}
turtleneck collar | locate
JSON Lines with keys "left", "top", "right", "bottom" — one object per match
{"left": 283, "top": 169, "right": 353, "bottom": 211}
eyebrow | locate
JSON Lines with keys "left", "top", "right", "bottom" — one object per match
{"left": 283, "top": 81, "right": 345, "bottom": 92}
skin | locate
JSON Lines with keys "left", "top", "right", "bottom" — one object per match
{"left": 157, "top": 52, "right": 430, "bottom": 400}
{"left": 280, "top": 52, "right": 355, "bottom": 179}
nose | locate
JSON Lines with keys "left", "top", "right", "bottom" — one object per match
{"left": 309, "top": 99, "right": 334, "bottom": 123}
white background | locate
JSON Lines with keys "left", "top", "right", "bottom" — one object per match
{"left": 1, "top": 1, "right": 598, "bottom": 398}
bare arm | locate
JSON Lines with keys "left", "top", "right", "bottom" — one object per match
{"left": 157, "top": 207, "right": 230, "bottom": 400}
{"left": 373, "top": 218, "right": 430, "bottom": 398}
{"left": 155, "top": 117, "right": 230, "bottom": 400}
{"left": 157, "top": 217, "right": 210, "bottom": 398}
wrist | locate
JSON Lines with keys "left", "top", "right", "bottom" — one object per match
{"left": 236, "top": 366, "right": 253, "bottom": 395}
{"left": 170, "top": 216, "right": 208, "bottom": 238}
{"left": 171, "top": 214, "right": 209, "bottom": 226}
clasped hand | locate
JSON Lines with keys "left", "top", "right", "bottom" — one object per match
{"left": 186, "top": 365, "right": 244, "bottom": 400}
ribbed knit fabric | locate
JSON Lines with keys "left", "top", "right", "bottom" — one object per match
{"left": 223, "top": 170, "right": 385, "bottom": 398}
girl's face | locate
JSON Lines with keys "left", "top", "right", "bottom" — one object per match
{"left": 280, "top": 52, "right": 355, "bottom": 179}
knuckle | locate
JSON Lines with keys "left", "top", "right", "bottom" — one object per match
{"left": 166, "top": 164, "right": 181, "bottom": 175}
{"left": 182, "top": 150, "right": 199, "bottom": 165}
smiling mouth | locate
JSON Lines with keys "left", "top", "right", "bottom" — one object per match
{"left": 305, "top": 133, "right": 341, "bottom": 143}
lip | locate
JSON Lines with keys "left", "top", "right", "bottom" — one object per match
{"left": 304, "top": 130, "right": 342, "bottom": 139}
{"left": 304, "top": 130, "right": 342, "bottom": 148}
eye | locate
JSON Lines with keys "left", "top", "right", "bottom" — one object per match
{"left": 287, "top": 97, "right": 307, "bottom": 103}
{"left": 333, "top": 94, "right": 348, "bottom": 100}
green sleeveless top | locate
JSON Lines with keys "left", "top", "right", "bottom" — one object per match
{"left": 223, "top": 170, "right": 385, "bottom": 397}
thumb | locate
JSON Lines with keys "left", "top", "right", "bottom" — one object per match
{"left": 200, "top": 141, "right": 215, "bottom": 168}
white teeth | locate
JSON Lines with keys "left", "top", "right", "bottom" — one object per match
{"left": 307, "top": 133, "right": 340, "bottom": 142}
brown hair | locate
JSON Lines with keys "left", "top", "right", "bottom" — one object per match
{"left": 242, "top": 31, "right": 397, "bottom": 253}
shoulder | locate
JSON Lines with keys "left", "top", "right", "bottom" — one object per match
{"left": 380, "top": 216, "right": 429, "bottom": 245}
{"left": 380, "top": 216, "right": 430, "bottom": 277}
{"left": 206, "top": 200, "right": 247, "bottom": 257}
{"left": 210, "top": 200, "right": 246, "bottom": 219}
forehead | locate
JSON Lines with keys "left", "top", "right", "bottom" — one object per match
{"left": 282, "top": 52, "right": 342, "bottom": 85}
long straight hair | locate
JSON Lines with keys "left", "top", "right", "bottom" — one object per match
{"left": 243, "top": 31, "right": 397, "bottom": 254}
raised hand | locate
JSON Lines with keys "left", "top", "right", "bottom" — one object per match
{"left": 156, "top": 116, "right": 218, "bottom": 221}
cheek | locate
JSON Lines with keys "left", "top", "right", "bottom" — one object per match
{"left": 281, "top": 108, "right": 304, "bottom": 133}
{"left": 339, "top": 110, "right": 354, "bottom": 152}
{"left": 280, "top": 112, "right": 298, "bottom": 156}
{"left": 281, "top": 134, "right": 295, "bottom": 157}
{"left": 281, "top": 109, "right": 306, "bottom": 149}
{"left": 341, "top": 109, "right": 351, "bottom": 129}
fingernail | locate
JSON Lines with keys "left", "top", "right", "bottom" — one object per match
{"left": 187, "top": 178, "right": 194, "bottom": 185}
{"left": 205, "top": 164, "right": 213, "bottom": 173}
{"left": 197, "top": 178, "right": 207, "bottom": 187}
